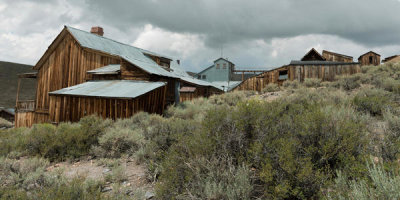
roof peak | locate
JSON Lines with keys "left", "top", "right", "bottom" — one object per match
{"left": 65, "top": 26, "right": 172, "bottom": 60}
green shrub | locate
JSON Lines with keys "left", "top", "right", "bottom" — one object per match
{"left": 209, "top": 91, "right": 254, "bottom": 106}
{"left": 0, "top": 117, "right": 13, "bottom": 129}
{"left": 282, "top": 80, "right": 301, "bottom": 89}
{"left": 262, "top": 83, "right": 280, "bottom": 93}
{"left": 0, "top": 115, "right": 111, "bottom": 161}
{"left": 0, "top": 157, "right": 50, "bottom": 189}
{"left": 105, "top": 165, "right": 127, "bottom": 183}
{"left": 304, "top": 78, "right": 322, "bottom": 88}
{"left": 156, "top": 98, "right": 368, "bottom": 199}
{"left": 326, "top": 160, "right": 400, "bottom": 200}
{"left": 382, "top": 77, "right": 400, "bottom": 93}
{"left": 336, "top": 75, "right": 361, "bottom": 90}
{"left": 36, "top": 177, "right": 104, "bottom": 200}
{"left": 352, "top": 88, "right": 392, "bottom": 116}
{"left": 381, "top": 111, "right": 400, "bottom": 161}
{"left": 95, "top": 127, "right": 144, "bottom": 158}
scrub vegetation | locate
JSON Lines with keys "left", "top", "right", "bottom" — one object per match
{"left": 1, "top": 62, "right": 400, "bottom": 199}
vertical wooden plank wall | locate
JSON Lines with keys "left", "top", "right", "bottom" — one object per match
{"left": 35, "top": 33, "right": 120, "bottom": 113}
{"left": 15, "top": 112, "right": 35, "bottom": 127}
{"left": 48, "top": 85, "right": 166, "bottom": 123}
{"left": 234, "top": 64, "right": 361, "bottom": 92}
{"left": 359, "top": 52, "right": 381, "bottom": 66}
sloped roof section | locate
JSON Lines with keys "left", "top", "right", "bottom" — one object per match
{"left": 301, "top": 48, "right": 326, "bottom": 61}
{"left": 290, "top": 61, "right": 360, "bottom": 65}
{"left": 87, "top": 64, "right": 120, "bottom": 74}
{"left": 66, "top": 26, "right": 178, "bottom": 78}
{"left": 169, "top": 60, "right": 222, "bottom": 90}
{"left": 358, "top": 51, "right": 381, "bottom": 59}
{"left": 211, "top": 81, "right": 242, "bottom": 92}
{"left": 49, "top": 80, "right": 166, "bottom": 99}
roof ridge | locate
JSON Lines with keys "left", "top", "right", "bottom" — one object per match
{"left": 65, "top": 26, "right": 171, "bottom": 59}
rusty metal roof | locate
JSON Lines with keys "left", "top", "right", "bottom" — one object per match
{"left": 49, "top": 80, "right": 166, "bottom": 99}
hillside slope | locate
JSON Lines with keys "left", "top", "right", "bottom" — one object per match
{"left": 0, "top": 61, "right": 36, "bottom": 108}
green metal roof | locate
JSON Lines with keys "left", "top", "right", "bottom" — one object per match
{"left": 66, "top": 26, "right": 178, "bottom": 78}
{"left": 87, "top": 64, "right": 120, "bottom": 74}
{"left": 49, "top": 80, "right": 166, "bottom": 99}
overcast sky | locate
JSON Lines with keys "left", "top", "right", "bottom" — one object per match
{"left": 1, "top": 0, "right": 400, "bottom": 72}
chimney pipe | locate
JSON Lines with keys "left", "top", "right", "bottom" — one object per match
{"left": 90, "top": 26, "right": 104, "bottom": 36}
{"left": 177, "top": 60, "right": 180, "bottom": 65}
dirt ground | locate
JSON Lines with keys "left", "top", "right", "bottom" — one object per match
{"left": 46, "top": 159, "right": 154, "bottom": 197}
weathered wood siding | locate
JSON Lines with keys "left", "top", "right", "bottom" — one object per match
{"left": 121, "top": 61, "right": 177, "bottom": 105}
{"left": 322, "top": 51, "right": 353, "bottom": 62}
{"left": 234, "top": 64, "right": 361, "bottom": 92}
{"left": 358, "top": 52, "right": 381, "bottom": 66}
{"left": 35, "top": 32, "right": 120, "bottom": 113}
{"left": 15, "top": 112, "right": 34, "bottom": 127}
{"left": 48, "top": 85, "right": 166, "bottom": 123}
{"left": 180, "top": 92, "right": 196, "bottom": 102}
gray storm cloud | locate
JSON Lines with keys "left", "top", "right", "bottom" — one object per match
{"left": 84, "top": 0, "right": 400, "bottom": 47}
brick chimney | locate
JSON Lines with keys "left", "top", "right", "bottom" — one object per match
{"left": 90, "top": 26, "right": 104, "bottom": 36}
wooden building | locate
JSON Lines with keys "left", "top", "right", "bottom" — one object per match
{"left": 322, "top": 50, "right": 353, "bottom": 62}
{"left": 301, "top": 48, "right": 326, "bottom": 61}
{"left": 15, "top": 26, "right": 221, "bottom": 127}
{"left": 0, "top": 108, "right": 15, "bottom": 123}
{"left": 383, "top": 55, "right": 400, "bottom": 64}
{"left": 358, "top": 51, "right": 381, "bottom": 66}
{"left": 234, "top": 49, "right": 361, "bottom": 92}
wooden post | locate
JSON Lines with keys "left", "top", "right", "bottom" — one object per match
{"left": 15, "top": 78, "right": 21, "bottom": 109}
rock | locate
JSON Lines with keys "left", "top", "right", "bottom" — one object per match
{"left": 102, "top": 186, "right": 112, "bottom": 192}
{"left": 103, "top": 168, "right": 111, "bottom": 173}
{"left": 145, "top": 191, "right": 155, "bottom": 199}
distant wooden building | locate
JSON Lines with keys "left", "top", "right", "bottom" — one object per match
{"left": 0, "top": 108, "right": 15, "bottom": 123}
{"left": 15, "top": 26, "right": 221, "bottom": 127}
{"left": 301, "top": 48, "right": 326, "bottom": 61}
{"left": 383, "top": 55, "right": 400, "bottom": 64}
{"left": 358, "top": 51, "right": 381, "bottom": 66}
{"left": 234, "top": 49, "right": 361, "bottom": 92}
{"left": 322, "top": 50, "right": 353, "bottom": 62}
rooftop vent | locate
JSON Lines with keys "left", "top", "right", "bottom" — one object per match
{"left": 90, "top": 26, "right": 104, "bottom": 36}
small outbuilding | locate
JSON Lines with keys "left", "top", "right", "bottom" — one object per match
{"left": 358, "top": 51, "right": 381, "bottom": 66}
{"left": 382, "top": 55, "right": 400, "bottom": 64}
{"left": 0, "top": 108, "right": 15, "bottom": 123}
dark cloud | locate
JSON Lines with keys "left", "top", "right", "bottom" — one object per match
{"left": 83, "top": 0, "right": 400, "bottom": 47}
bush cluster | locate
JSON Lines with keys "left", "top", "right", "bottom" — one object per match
{"left": 156, "top": 93, "right": 369, "bottom": 199}
{"left": 0, "top": 116, "right": 111, "bottom": 161}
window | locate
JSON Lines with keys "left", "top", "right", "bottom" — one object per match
{"left": 202, "top": 75, "right": 206, "bottom": 79}
{"left": 223, "top": 63, "right": 227, "bottom": 69}
{"left": 216, "top": 64, "right": 220, "bottom": 69}
{"left": 197, "top": 75, "right": 201, "bottom": 79}
{"left": 369, "top": 56, "right": 373, "bottom": 64}
{"left": 278, "top": 70, "right": 288, "bottom": 80}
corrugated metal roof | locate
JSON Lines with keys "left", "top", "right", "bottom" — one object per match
{"left": 169, "top": 61, "right": 222, "bottom": 90}
{"left": 211, "top": 81, "right": 242, "bottom": 92}
{"left": 290, "top": 60, "right": 360, "bottom": 65}
{"left": 49, "top": 80, "right": 166, "bottom": 99}
{"left": 87, "top": 64, "right": 120, "bottom": 74}
{"left": 66, "top": 26, "right": 179, "bottom": 78}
